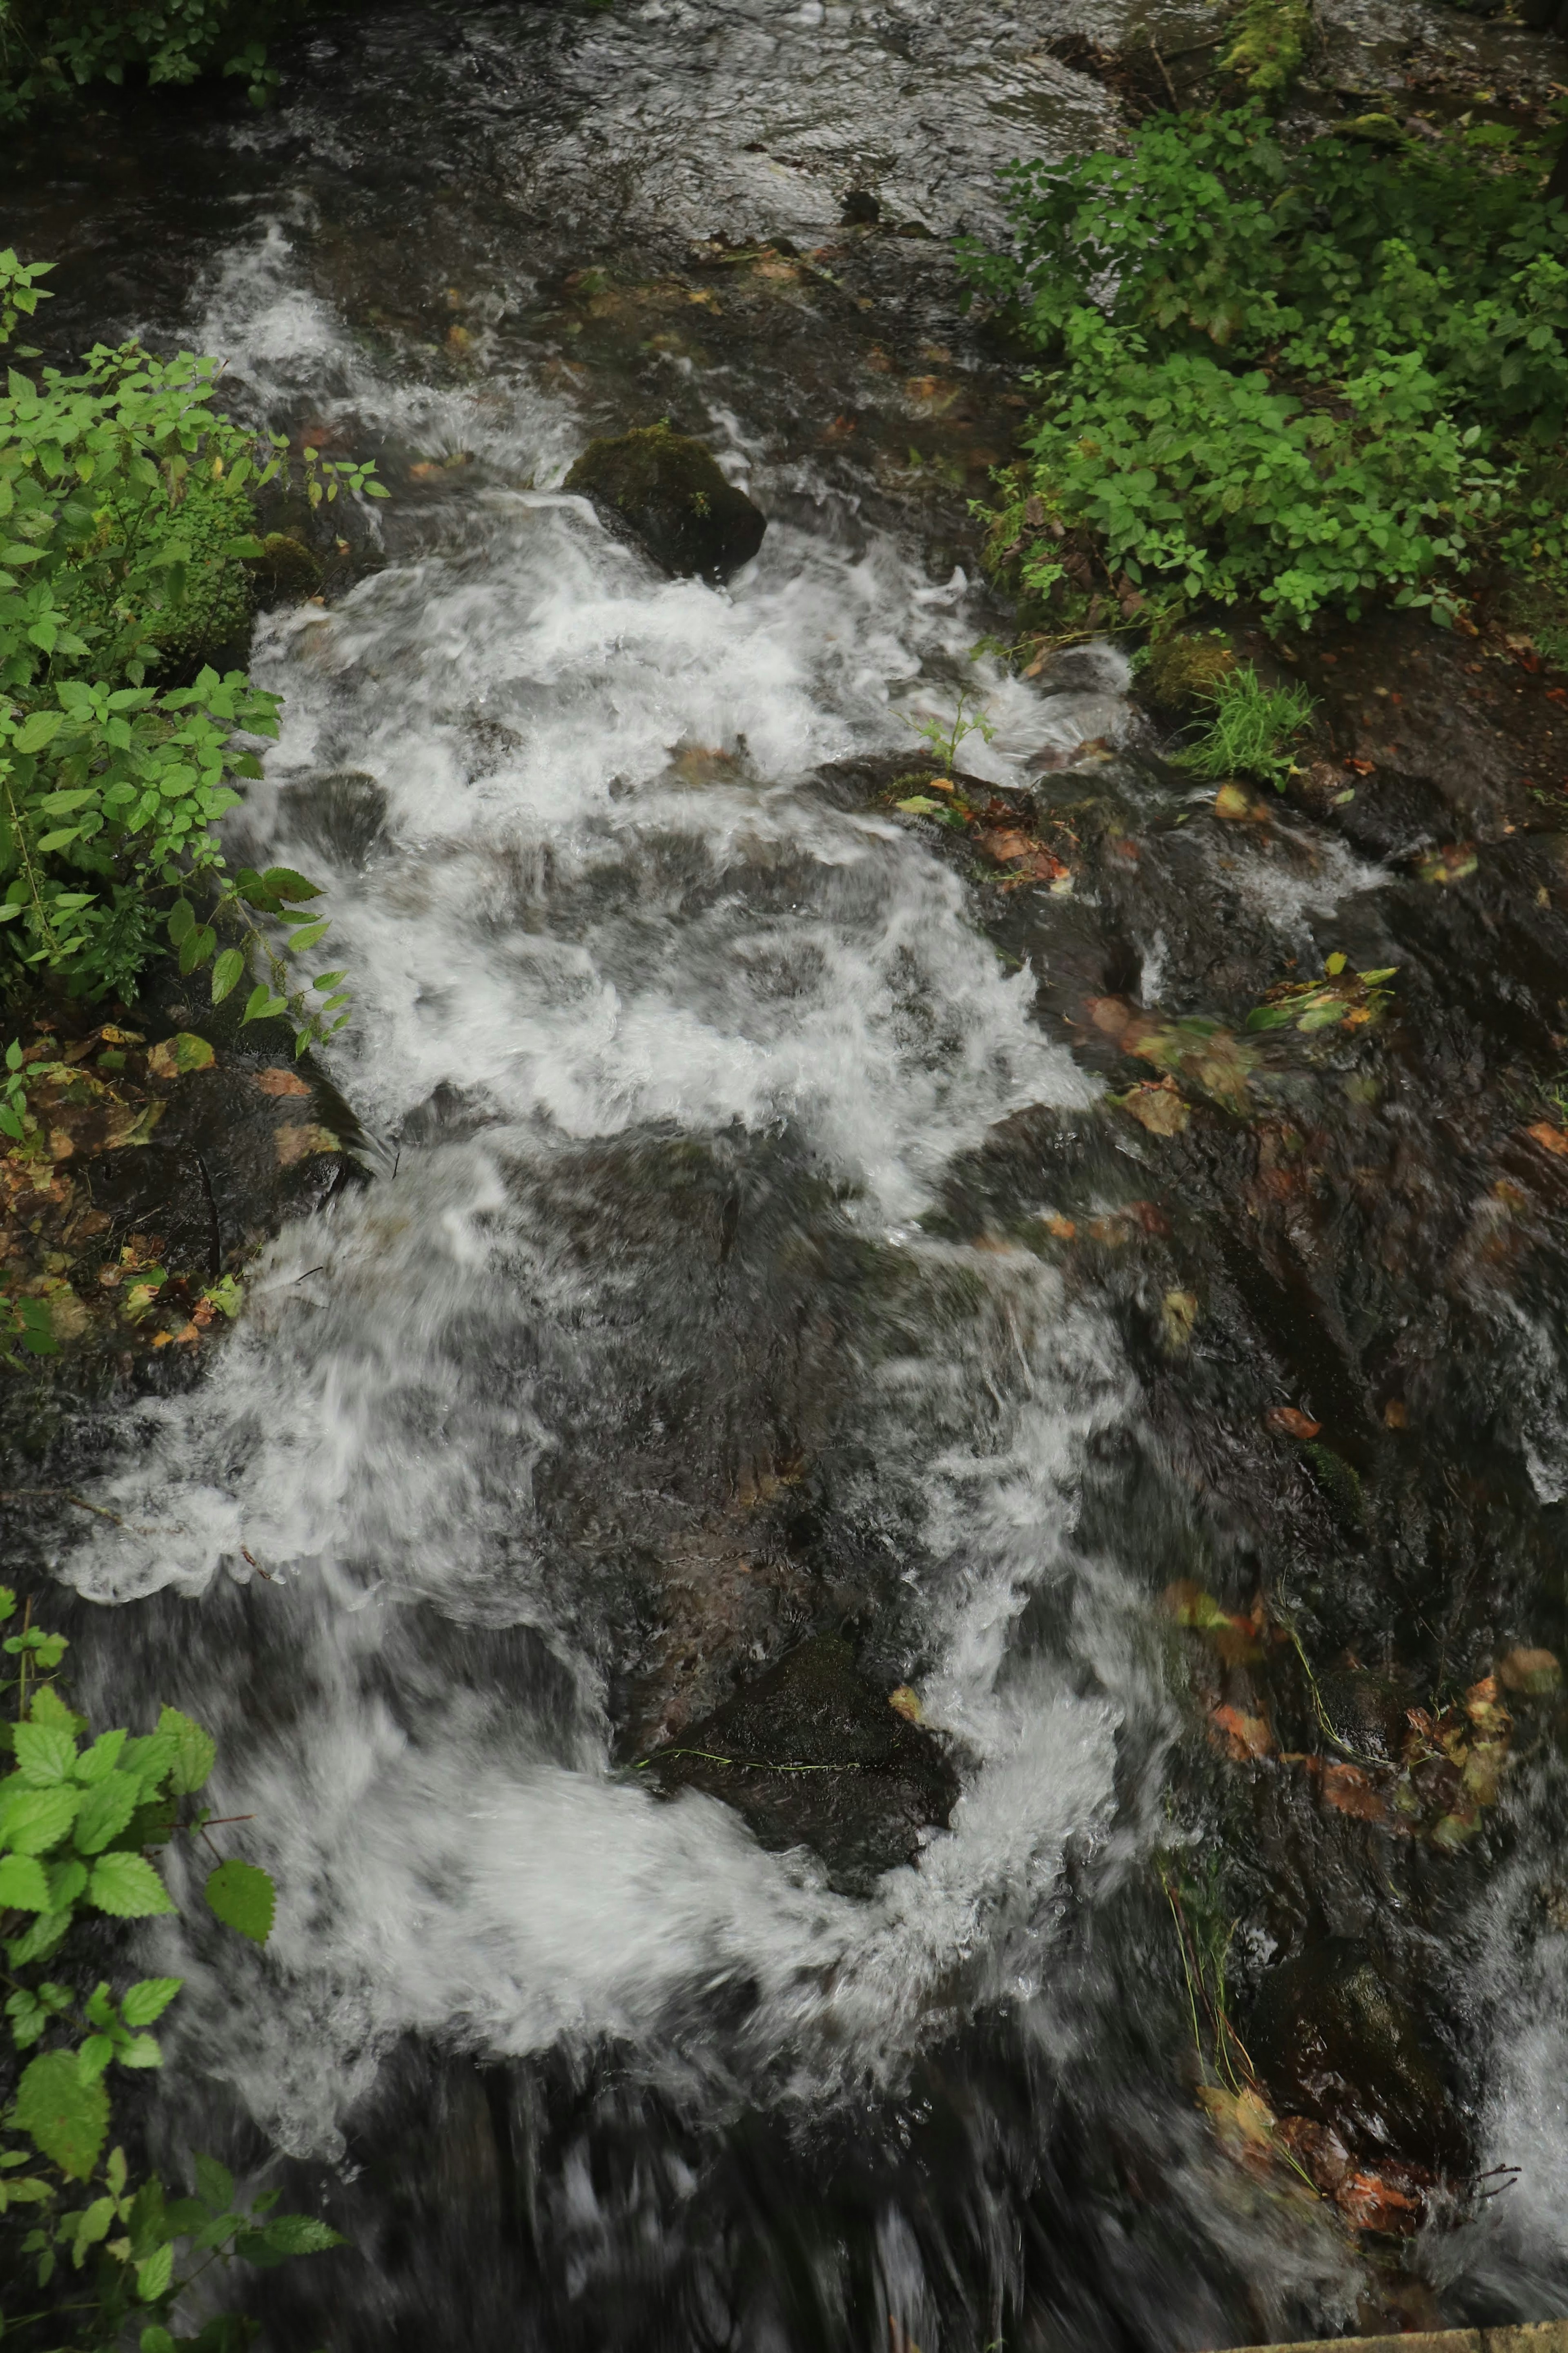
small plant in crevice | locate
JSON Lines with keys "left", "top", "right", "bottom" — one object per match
{"left": 905, "top": 686, "right": 997, "bottom": 771}
{"left": 1172, "top": 665, "right": 1314, "bottom": 789}
{"left": 0, "top": 1582, "right": 343, "bottom": 2347}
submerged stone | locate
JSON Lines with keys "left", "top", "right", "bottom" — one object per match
{"left": 1247, "top": 1939, "right": 1471, "bottom": 2176}
{"left": 563, "top": 424, "right": 766, "bottom": 582}
{"left": 642, "top": 1632, "right": 958, "bottom": 1890}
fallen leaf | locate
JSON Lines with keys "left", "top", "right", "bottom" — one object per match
{"left": 275, "top": 1124, "right": 340, "bottom": 1168}
{"left": 1214, "top": 782, "right": 1270, "bottom": 822}
{"left": 888, "top": 1686, "right": 924, "bottom": 1724}
{"left": 147, "top": 1033, "right": 215, "bottom": 1080}
{"left": 1499, "top": 1645, "right": 1562, "bottom": 1696}
{"left": 255, "top": 1067, "right": 312, "bottom": 1098}
{"left": 1212, "top": 1704, "right": 1274, "bottom": 1762}
{"left": 1086, "top": 996, "right": 1135, "bottom": 1040}
{"left": 1320, "top": 1762, "right": 1388, "bottom": 1822}
{"left": 1264, "top": 1407, "right": 1321, "bottom": 1439}
{"left": 1121, "top": 1077, "right": 1190, "bottom": 1136}
{"left": 1527, "top": 1122, "right": 1568, "bottom": 1158}
{"left": 1383, "top": 1399, "right": 1408, "bottom": 1429}
{"left": 1337, "top": 2170, "right": 1420, "bottom": 2233}
{"left": 1161, "top": 1289, "right": 1199, "bottom": 1349}
{"left": 1040, "top": 1213, "right": 1076, "bottom": 1240}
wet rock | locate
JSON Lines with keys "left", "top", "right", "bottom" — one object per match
{"left": 841, "top": 188, "right": 880, "bottom": 225}
{"left": 1247, "top": 1939, "right": 1470, "bottom": 2176}
{"left": 563, "top": 424, "right": 766, "bottom": 582}
{"left": 247, "top": 531, "right": 323, "bottom": 608}
{"left": 643, "top": 1632, "right": 958, "bottom": 1890}
{"left": 276, "top": 771, "right": 390, "bottom": 870}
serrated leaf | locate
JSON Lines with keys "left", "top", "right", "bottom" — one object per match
{"left": 73, "top": 1770, "right": 139, "bottom": 1855}
{"left": 12, "top": 709, "right": 63, "bottom": 755}
{"left": 193, "top": 2152, "right": 234, "bottom": 2215}
{"left": 2, "top": 1783, "right": 81, "bottom": 1854}
{"left": 156, "top": 1706, "right": 215, "bottom": 1797}
{"left": 210, "top": 946, "right": 245, "bottom": 1003}
{"left": 262, "top": 2212, "right": 345, "bottom": 2255}
{"left": 87, "top": 1851, "right": 174, "bottom": 1918}
{"left": 121, "top": 1976, "right": 182, "bottom": 2027}
{"left": 13, "top": 1720, "right": 76, "bottom": 1786}
{"left": 205, "top": 1856, "right": 274, "bottom": 1943}
{"left": 136, "top": 2241, "right": 174, "bottom": 2301}
{"left": 0, "top": 1852, "right": 51, "bottom": 1910}
{"left": 74, "top": 1729, "right": 127, "bottom": 1786}
{"left": 261, "top": 866, "right": 322, "bottom": 903}
{"left": 118, "top": 2034, "right": 163, "bottom": 2069}
{"left": 14, "top": 2049, "right": 109, "bottom": 2180}
{"left": 146, "top": 1033, "right": 214, "bottom": 1080}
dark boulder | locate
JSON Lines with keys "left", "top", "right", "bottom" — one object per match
{"left": 642, "top": 1633, "right": 958, "bottom": 1891}
{"left": 1247, "top": 1938, "right": 1472, "bottom": 2176}
{"left": 563, "top": 425, "right": 766, "bottom": 583}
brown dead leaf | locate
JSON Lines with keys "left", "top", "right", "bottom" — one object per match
{"left": 1086, "top": 996, "right": 1135, "bottom": 1039}
{"left": 1214, "top": 783, "right": 1270, "bottom": 822}
{"left": 1264, "top": 1407, "right": 1321, "bottom": 1439}
{"left": 1320, "top": 1762, "right": 1388, "bottom": 1822}
{"left": 1336, "top": 2170, "right": 1421, "bottom": 2233}
{"left": 275, "top": 1123, "right": 340, "bottom": 1168}
{"left": 1499, "top": 1645, "right": 1562, "bottom": 1696}
{"left": 1121, "top": 1076, "right": 1190, "bottom": 1137}
{"left": 1041, "top": 1213, "right": 1076, "bottom": 1240}
{"left": 1211, "top": 1703, "right": 1274, "bottom": 1762}
{"left": 1527, "top": 1121, "right": 1568, "bottom": 1158}
{"left": 255, "top": 1067, "right": 312, "bottom": 1098}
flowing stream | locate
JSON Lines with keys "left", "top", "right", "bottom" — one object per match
{"left": 9, "top": 1, "right": 1568, "bottom": 2346}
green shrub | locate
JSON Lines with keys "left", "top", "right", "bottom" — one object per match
{"left": 963, "top": 105, "right": 1568, "bottom": 629}
{"left": 0, "top": 250, "right": 374, "bottom": 1039}
{"left": 0, "top": 1579, "right": 343, "bottom": 2347}
{"left": 0, "top": 1, "right": 330, "bottom": 120}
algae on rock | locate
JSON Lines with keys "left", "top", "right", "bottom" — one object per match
{"left": 564, "top": 424, "right": 766, "bottom": 582}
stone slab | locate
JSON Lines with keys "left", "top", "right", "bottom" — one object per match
{"left": 1225, "top": 2325, "right": 1568, "bottom": 2353}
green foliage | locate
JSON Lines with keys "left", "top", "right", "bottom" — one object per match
{"left": 1218, "top": 0, "right": 1313, "bottom": 98}
{"left": 905, "top": 685, "right": 996, "bottom": 769}
{"left": 1172, "top": 664, "right": 1314, "bottom": 788}
{"left": 0, "top": 250, "right": 368, "bottom": 1042}
{"left": 0, "top": 2, "right": 321, "bottom": 121}
{"left": 964, "top": 106, "right": 1568, "bottom": 629}
{"left": 0, "top": 1582, "right": 343, "bottom": 2346}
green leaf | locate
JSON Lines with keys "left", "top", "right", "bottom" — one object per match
{"left": 194, "top": 2152, "right": 234, "bottom": 2214}
{"left": 2, "top": 1783, "right": 81, "bottom": 1853}
{"left": 74, "top": 1729, "right": 127, "bottom": 1785}
{"left": 121, "top": 1976, "right": 183, "bottom": 2027}
{"left": 136, "top": 2241, "right": 174, "bottom": 2301}
{"left": 118, "top": 2033, "right": 164, "bottom": 2068}
{"left": 13, "top": 1720, "right": 76, "bottom": 1786}
{"left": 166, "top": 897, "right": 194, "bottom": 948}
{"left": 12, "top": 709, "right": 63, "bottom": 755}
{"left": 210, "top": 946, "right": 245, "bottom": 1003}
{"left": 78, "top": 2032, "right": 114, "bottom": 2080}
{"left": 87, "top": 1851, "right": 175, "bottom": 1918}
{"left": 73, "top": 1769, "right": 140, "bottom": 1855}
{"left": 261, "top": 866, "right": 323, "bottom": 903}
{"left": 157, "top": 1705, "right": 215, "bottom": 1796}
{"left": 0, "top": 1852, "right": 51, "bottom": 1910}
{"left": 13, "top": 2048, "right": 109, "bottom": 2180}
{"left": 204, "top": 1856, "right": 274, "bottom": 1944}
{"left": 259, "top": 2212, "right": 345, "bottom": 2255}
{"left": 140, "top": 2330, "right": 177, "bottom": 2353}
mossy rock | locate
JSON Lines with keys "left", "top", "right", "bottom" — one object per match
{"left": 563, "top": 424, "right": 766, "bottom": 582}
{"left": 643, "top": 1632, "right": 957, "bottom": 1891}
{"left": 247, "top": 532, "right": 323, "bottom": 609}
{"left": 1139, "top": 629, "right": 1238, "bottom": 714}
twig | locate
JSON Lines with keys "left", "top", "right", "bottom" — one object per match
{"left": 0, "top": 1487, "right": 183, "bottom": 1537}
{"left": 1149, "top": 38, "right": 1181, "bottom": 107}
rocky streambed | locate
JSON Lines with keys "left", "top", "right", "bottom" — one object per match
{"left": 7, "top": 1, "right": 1568, "bottom": 2347}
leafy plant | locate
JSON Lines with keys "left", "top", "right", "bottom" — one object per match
{"left": 1245, "top": 951, "right": 1398, "bottom": 1033}
{"left": 963, "top": 105, "right": 1568, "bottom": 630}
{"left": 0, "top": 1582, "right": 342, "bottom": 2346}
{"left": 0, "top": 1, "right": 318, "bottom": 120}
{"left": 905, "top": 686, "right": 996, "bottom": 769}
{"left": 1172, "top": 665, "right": 1314, "bottom": 788}
{"left": 0, "top": 250, "right": 368, "bottom": 1043}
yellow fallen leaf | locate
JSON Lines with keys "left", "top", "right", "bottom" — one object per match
{"left": 888, "top": 1686, "right": 924, "bottom": 1724}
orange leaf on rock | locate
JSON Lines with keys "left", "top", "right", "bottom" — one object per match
{"left": 255, "top": 1067, "right": 312, "bottom": 1099}
{"left": 1336, "top": 2170, "right": 1421, "bottom": 2233}
{"left": 1526, "top": 1121, "right": 1568, "bottom": 1158}
{"left": 1499, "top": 1645, "right": 1562, "bottom": 1695}
{"left": 1264, "top": 1406, "right": 1321, "bottom": 1439}
{"left": 1211, "top": 1704, "right": 1274, "bottom": 1762}
{"left": 1320, "top": 1762, "right": 1387, "bottom": 1822}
